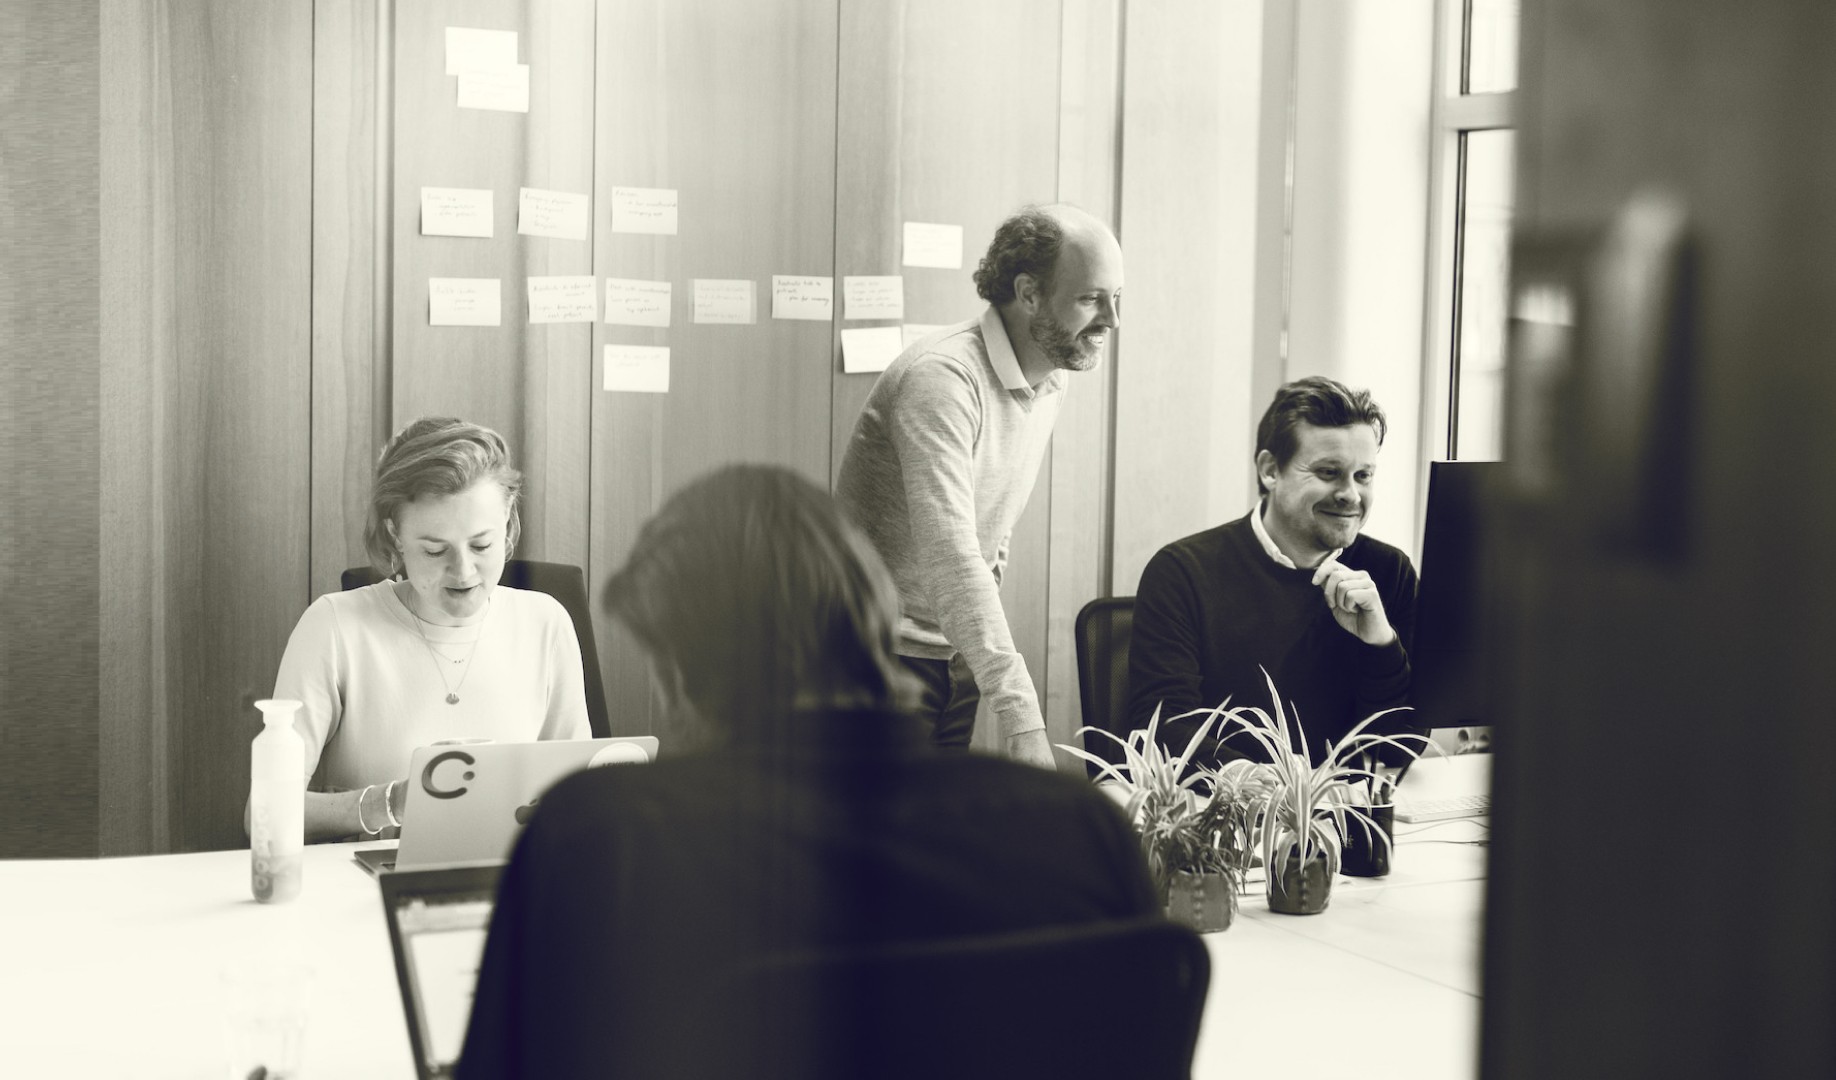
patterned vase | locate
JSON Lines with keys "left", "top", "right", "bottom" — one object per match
{"left": 1166, "top": 870, "right": 1235, "bottom": 932}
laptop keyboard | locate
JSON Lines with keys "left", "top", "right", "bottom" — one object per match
{"left": 1396, "top": 793, "right": 1490, "bottom": 823}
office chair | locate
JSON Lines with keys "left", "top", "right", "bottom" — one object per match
{"left": 695, "top": 916, "right": 1210, "bottom": 1080}
{"left": 340, "top": 559, "right": 610, "bottom": 739}
{"left": 1074, "top": 595, "right": 1136, "bottom": 777}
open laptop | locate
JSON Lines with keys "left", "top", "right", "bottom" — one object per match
{"left": 1393, "top": 749, "right": 1493, "bottom": 824}
{"left": 379, "top": 862, "right": 501, "bottom": 1080}
{"left": 354, "top": 735, "right": 659, "bottom": 874}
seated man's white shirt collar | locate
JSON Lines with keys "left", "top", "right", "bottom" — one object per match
{"left": 979, "top": 305, "right": 1032, "bottom": 392}
{"left": 1252, "top": 498, "right": 1343, "bottom": 569}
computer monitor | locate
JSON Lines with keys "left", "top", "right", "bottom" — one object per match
{"left": 1410, "top": 460, "right": 1507, "bottom": 731}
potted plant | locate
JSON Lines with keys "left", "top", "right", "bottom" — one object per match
{"left": 1186, "top": 671, "right": 1429, "bottom": 915}
{"left": 1060, "top": 708, "right": 1258, "bottom": 932}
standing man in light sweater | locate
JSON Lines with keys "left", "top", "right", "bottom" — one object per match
{"left": 836, "top": 204, "right": 1124, "bottom": 768}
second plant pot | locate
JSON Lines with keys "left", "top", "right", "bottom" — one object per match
{"left": 1166, "top": 870, "right": 1236, "bottom": 932}
{"left": 1339, "top": 804, "right": 1396, "bottom": 878}
{"left": 1267, "top": 848, "right": 1334, "bottom": 914}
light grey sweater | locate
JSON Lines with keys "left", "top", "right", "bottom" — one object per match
{"left": 835, "top": 305, "right": 1066, "bottom": 742}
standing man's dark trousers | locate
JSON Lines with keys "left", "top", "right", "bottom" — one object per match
{"left": 899, "top": 654, "right": 980, "bottom": 750}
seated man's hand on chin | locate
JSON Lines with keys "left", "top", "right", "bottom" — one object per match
{"left": 1313, "top": 556, "right": 1397, "bottom": 647}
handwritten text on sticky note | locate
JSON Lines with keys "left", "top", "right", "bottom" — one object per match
{"left": 421, "top": 187, "right": 494, "bottom": 238}
{"left": 693, "top": 279, "right": 756, "bottom": 324}
{"left": 429, "top": 278, "right": 502, "bottom": 326}
{"left": 612, "top": 187, "right": 679, "bottom": 235}
{"left": 518, "top": 188, "right": 589, "bottom": 241}
{"left": 527, "top": 276, "right": 597, "bottom": 323}
{"left": 771, "top": 276, "right": 833, "bottom": 321}
{"left": 604, "top": 279, "right": 672, "bottom": 328}
{"left": 843, "top": 276, "right": 905, "bottom": 321}
{"left": 604, "top": 345, "right": 670, "bottom": 393}
{"left": 902, "top": 222, "right": 964, "bottom": 269}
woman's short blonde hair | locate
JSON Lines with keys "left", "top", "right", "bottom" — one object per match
{"left": 362, "top": 417, "right": 523, "bottom": 578}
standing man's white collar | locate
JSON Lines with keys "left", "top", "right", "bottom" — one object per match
{"left": 1251, "top": 499, "right": 1343, "bottom": 569}
{"left": 980, "top": 305, "right": 1032, "bottom": 391}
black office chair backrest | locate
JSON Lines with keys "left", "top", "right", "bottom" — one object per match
{"left": 696, "top": 917, "right": 1209, "bottom": 1080}
{"left": 340, "top": 559, "right": 610, "bottom": 739}
{"left": 1074, "top": 595, "right": 1136, "bottom": 776}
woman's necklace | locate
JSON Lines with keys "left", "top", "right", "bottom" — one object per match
{"left": 406, "top": 594, "right": 488, "bottom": 705}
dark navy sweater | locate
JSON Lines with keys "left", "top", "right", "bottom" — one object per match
{"left": 1126, "top": 513, "right": 1420, "bottom": 766}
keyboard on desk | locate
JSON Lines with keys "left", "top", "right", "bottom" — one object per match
{"left": 1394, "top": 793, "right": 1490, "bottom": 823}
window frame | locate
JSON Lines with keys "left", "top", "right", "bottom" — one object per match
{"left": 1418, "top": 0, "right": 1519, "bottom": 543}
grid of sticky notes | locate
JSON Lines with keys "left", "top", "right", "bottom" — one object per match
{"left": 425, "top": 27, "right": 969, "bottom": 390}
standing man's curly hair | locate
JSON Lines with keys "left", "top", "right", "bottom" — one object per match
{"left": 973, "top": 205, "right": 1069, "bottom": 305}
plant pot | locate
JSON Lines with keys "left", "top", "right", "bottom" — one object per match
{"left": 1266, "top": 848, "right": 1333, "bottom": 915}
{"left": 1339, "top": 804, "right": 1395, "bottom": 878}
{"left": 1166, "top": 870, "right": 1235, "bottom": 932}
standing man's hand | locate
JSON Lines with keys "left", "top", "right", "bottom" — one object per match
{"left": 1005, "top": 727, "right": 1058, "bottom": 769}
{"left": 1312, "top": 557, "right": 1396, "bottom": 646}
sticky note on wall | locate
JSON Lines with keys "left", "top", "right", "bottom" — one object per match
{"left": 457, "top": 65, "right": 529, "bottom": 112}
{"left": 445, "top": 27, "right": 517, "bottom": 75}
{"left": 527, "top": 276, "right": 597, "bottom": 323}
{"left": 421, "top": 187, "right": 494, "bottom": 238}
{"left": 771, "top": 276, "right": 834, "bottom": 321}
{"left": 604, "top": 345, "right": 670, "bottom": 393}
{"left": 429, "top": 278, "right": 501, "bottom": 326}
{"left": 902, "top": 222, "right": 963, "bottom": 269}
{"left": 612, "top": 187, "right": 679, "bottom": 235}
{"left": 841, "top": 326, "right": 905, "bottom": 374}
{"left": 518, "top": 188, "right": 590, "bottom": 241}
{"left": 605, "top": 279, "right": 672, "bottom": 327}
{"left": 693, "top": 279, "right": 756, "bottom": 325}
{"left": 843, "top": 276, "right": 904, "bottom": 321}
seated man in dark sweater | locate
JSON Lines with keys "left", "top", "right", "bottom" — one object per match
{"left": 1127, "top": 376, "right": 1420, "bottom": 766}
{"left": 459, "top": 465, "right": 1157, "bottom": 1079}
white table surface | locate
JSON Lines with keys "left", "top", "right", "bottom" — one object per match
{"left": 0, "top": 822, "right": 1488, "bottom": 1079}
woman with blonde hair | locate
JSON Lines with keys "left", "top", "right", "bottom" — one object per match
{"left": 257, "top": 417, "right": 588, "bottom": 842}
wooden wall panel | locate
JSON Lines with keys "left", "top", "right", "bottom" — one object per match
{"left": 1113, "top": 0, "right": 1279, "bottom": 597}
{"left": 590, "top": 0, "right": 840, "bottom": 741}
{"left": 1043, "top": 0, "right": 1124, "bottom": 763}
{"left": 99, "top": 0, "right": 315, "bottom": 854}
{"left": 312, "top": 0, "right": 385, "bottom": 598}
{"left": 4, "top": 2, "right": 100, "bottom": 857}
{"left": 99, "top": 0, "right": 173, "bottom": 857}
{"left": 831, "top": 0, "right": 1065, "bottom": 756}
{"left": 390, "top": 0, "right": 596, "bottom": 566}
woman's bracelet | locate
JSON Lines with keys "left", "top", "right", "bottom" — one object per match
{"left": 355, "top": 783, "right": 382, "bottom": 836}
{"left": 383, "top": 780, "right": 403, "bottom": 830}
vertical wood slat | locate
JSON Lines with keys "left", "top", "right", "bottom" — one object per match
{"left": 6, "top": 2, "right": 101, "bottom": 857}
{"left": 99, "top": 1, "right": 316, "bottom": 854}
{"left": 99, "top": 0, "right": 169, "bottom": 857}
{"left": 1112, "top": 0, "right": 1275, "bottom": 598}
{"left": 312, "top": 0, "right": 383, "bottom": 598}
{"left": 1044, "top": 0, "right": 1125, "bottom": 763}
{"left": 590, "top": 0, "right": 840, "bottom": 745}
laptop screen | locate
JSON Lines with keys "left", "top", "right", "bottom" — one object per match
{"left": 380, "top": 865, "right": 502, "bottom": 1080}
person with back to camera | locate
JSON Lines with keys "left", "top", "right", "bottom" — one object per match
{"left": 1126, "top": 376, "right": 1422, "bottom": 767}
{"left": 457, "top": 464, "right": 1157, "bottom": 1079}
{"left": 247, "top": 417, "right": 589, "bottom": 842}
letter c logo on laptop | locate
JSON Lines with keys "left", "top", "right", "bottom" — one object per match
{"left": 421, "top": 750, "right": 477, "bottom": 800}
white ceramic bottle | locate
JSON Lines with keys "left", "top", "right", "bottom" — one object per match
{"left": 249, "top": 698, "right": 305, "bottom": 903}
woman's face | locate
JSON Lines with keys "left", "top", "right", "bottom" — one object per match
{"left": 389, "top": 481, "right": 510, "bottom": 625}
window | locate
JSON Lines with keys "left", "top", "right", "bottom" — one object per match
{"left": 1427, "top": 0, "right": 1520, "bottom": 463}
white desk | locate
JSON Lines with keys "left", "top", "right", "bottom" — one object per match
{"left": 0, "top": 823, "right": 1486, "bottom": 1079}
